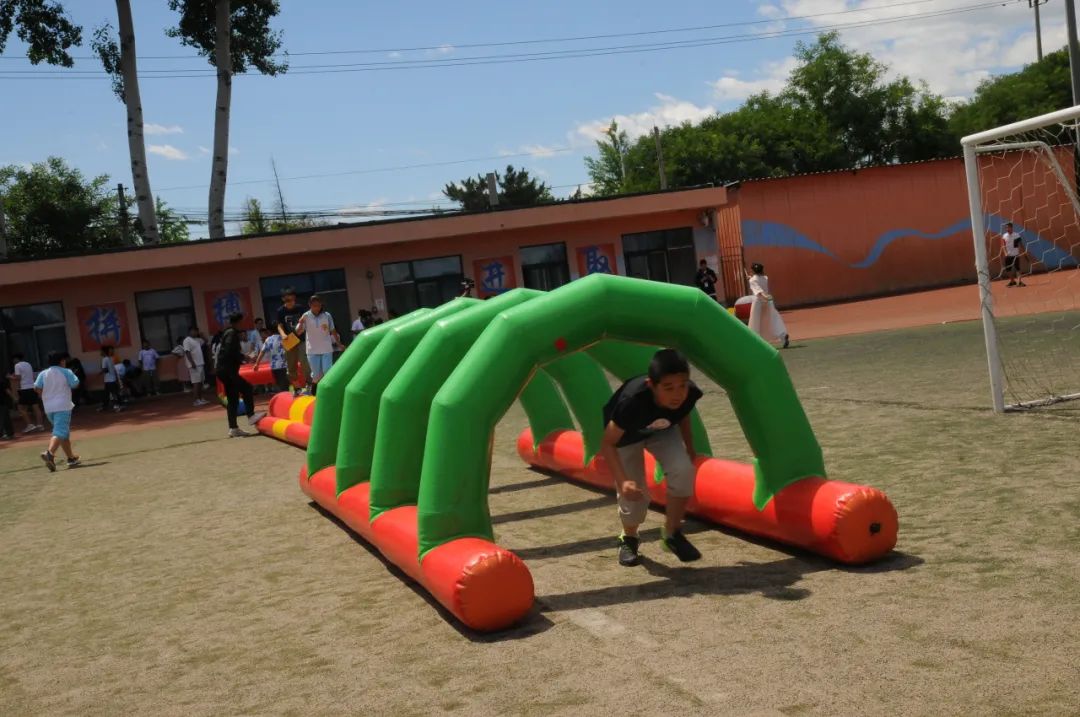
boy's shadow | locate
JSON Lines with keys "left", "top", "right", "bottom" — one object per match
{"left": 538, "top": 550, "right": 922, "bottom": 612}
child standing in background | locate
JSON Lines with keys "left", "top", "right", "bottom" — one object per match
{"left": 295, "top": 294, "right": 341, "bottom": 396}
{"left": 137, "top": 340, "right": 161, "bottom": 395}
{"left": 99, "top": 346, "right": 123, "bottom": 412}
{"left": 35, "top": 351, "right": 81, "bottom": 471}
{"left": 746, "top": 263, "right": 790, "bottom": 349}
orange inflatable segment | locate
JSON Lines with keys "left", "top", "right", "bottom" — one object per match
{"left": 518, "top": 428, "right": 897, "bottom": 565}
{"left": 298, "top": 466, "right": 534, "bottom": 631}
{"left": 257, "top": 393, "right": 314, "bottom": 448}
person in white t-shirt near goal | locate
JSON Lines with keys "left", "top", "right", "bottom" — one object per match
{"left": 295, "top": 294, "right": 342, "bottom": 396}
{"left": 11, "top": 352, "right": 44, "bottom": 433}
{"left": 998, "top": 221, "right": 1027, "bottom": 287}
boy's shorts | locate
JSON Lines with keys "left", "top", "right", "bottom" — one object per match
{"left": 189, "top": 366, "right": 205, "bottom": 384}
{"left": 615, "top": 426, "right": 696, "bottom": 525}
{"left": 18, "top": 388, "right": 42, "bottom": 407}
{"left": 308, "top": 353, "right": 333, "bottom": 381}
{"left": 271, "top": 368, "right": 290, "bottom": 391}
{"left": 46, "top": 410, "right": 72, "bottom": 440}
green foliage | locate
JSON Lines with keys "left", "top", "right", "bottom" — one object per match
{"left": 166, "top": 0, "right": 287, "bottom": 75}
{"left": 949, "top": 48, "right": 1073, "bottom": 139}
{"left": 90, "top": 23, "right": 124, "bottom": 101}
{"left": 443, "top": 165, "right": 554, "bottom": 210}
{"left": 240, "top": 197, "right": 324, "bottom": 235}
{"left": 584, "top": 32, "right": 961, "bottom": 194}
{"left": 0, "top": 158, "right": 123, "bottom": 259}
{"left": 0, "top": 0, "right": 81, "bottom": 67}
{"left": 153, "top": 196, "right": 189, "bottom": 244}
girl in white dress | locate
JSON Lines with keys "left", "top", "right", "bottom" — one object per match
{"left": 746, "top": 263, "right": 790, "bottom": 348}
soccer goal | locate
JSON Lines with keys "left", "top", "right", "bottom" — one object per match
{"left": 962, "top": 105, "right": 1080, "bottom": 413}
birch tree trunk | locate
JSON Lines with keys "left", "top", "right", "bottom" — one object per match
{"left": 116, "top": 0, "right": 159, "bottom": 244}
{"left": 207, "top": 0, "right": 231, "bottom": 240}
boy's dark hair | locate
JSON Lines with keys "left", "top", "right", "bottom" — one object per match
{"left": 648, "top": 348, "right": 690, "bottom": 382}
{"left": 101, "top": 345, "right": 113, "bottom": 356}
{"left": 47, "top": 351, "right": 69, "bottom": 367}
{"left": 281, "top": 286, "right": 296, "bottom": 298}
{"left": 228, "top": 312, "right": 244, "bottom": 325}
{"left": 308, "top": 294, "right": 321, "bottom": 304}
{"left": 751, "top": 263, "right": 765, "bottom": 274}
{"left": 122, "top": 359, "right": 132, "bottom": 366}
{"left": 189, "top": 325, "right": 199, "bottom": 334}
{"left": 699, "top": 259, "right": 707, "bottom": 266}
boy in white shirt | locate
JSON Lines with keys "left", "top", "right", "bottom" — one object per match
{"left": 11, "top": 352, "right": 44, "bottom": 433}
{"left": 745, "top": 263, "right": 790, "bottom": 349}
{"left": 34, "top": 351, "right": 81, "bottom": 471}
{"left": 295, "top": 294, "right": 341, "bottom": 396}
{"left": 182, "top": 326, "right": 209, "bottom": 406}
{"left": 137, "top": 340, "right": 161, "bottom": 395}
{"left": 99, "top": 346, "right": 123, "bottom": 412}
{"left": 999, "top": 221, "right": 1026, "bottom": 287}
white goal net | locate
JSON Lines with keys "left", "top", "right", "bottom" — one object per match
{"left": 962, "top": 106, "right": 1080, "bottom": 412}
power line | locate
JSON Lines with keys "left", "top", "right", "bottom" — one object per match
{"left": 155, "top": 148, "right": 577, "bottom": 191}
{"left": 0, "top": 2, "right": 1022, "bottom": 80}
{"left": 0, "top": 0, "right": 955, "bottom": 62}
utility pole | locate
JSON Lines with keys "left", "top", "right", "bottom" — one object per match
{"left": 653, "top": 126, "right": 668, "bottom": 190}
{"left": 1031, "top": 0, "right": 1046, "bottom": 62}
{"left": 485, "top": 172, "right": 500, "bottom": 207}
{"left": 1067, "top": 0, "right": 1080, "bottom": 103}
{"left": 117, "top": 183, "right": 130, "bottom": 245}
{"left": 0, "top": 193, "right": 8, "bottom": 259}
{"left": 271, "top": 157, "right": 288, "bottom": 226}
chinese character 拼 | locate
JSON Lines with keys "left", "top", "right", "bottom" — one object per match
{"left": 584, "top": 246, "right": 612, "bottom": 274}
{"left": 85, "top": 307, "right": 122, "bottom": 345}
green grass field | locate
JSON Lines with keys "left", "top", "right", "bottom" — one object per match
{"left": 1, "top": 318, "right": 1077, "bottom": 716}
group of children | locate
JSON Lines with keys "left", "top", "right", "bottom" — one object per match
{"left": 250, "top": 288, "right": 344, "bottom": 398}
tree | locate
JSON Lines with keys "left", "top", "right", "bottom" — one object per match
{"left": 0, "top": 158, "right": 123, "bottom": 259}
{"left": 443, "top": 165, "right": 553, "bottom": 210}
{"left": 241, "top": 197, "right": 268, "bottom": 234}
{"left": 167, "top": 0, "right": 287, "bottom": 239}
{"left": 153, "top": 196, "right": 189, "bottom": 243}
{"left": 582, "top": 32, "right": 955, "bottom": 193}
{"left": 91, "top": 2, "right": 160, "bottom": 244}
{"left": 949, "top": 48, "right": 1072, "bottom": 138}
{"left": 0, "top": 0, "right": 81, "bottom": 66}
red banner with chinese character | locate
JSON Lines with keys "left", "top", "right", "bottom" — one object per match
{"left": 576, "top": 243, "right": 617, "bottom": 276}
{"left": 77, "top": 302, "right": 131, "bottom": 351}
{"left": 204, "top": 288, "right": 254, "bottom": 333}
{"left": 472, "top": 256, "right": 517, "bottom": 298}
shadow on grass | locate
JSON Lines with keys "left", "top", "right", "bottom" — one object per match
{"left": 491, "top": 495, "right": 612, "bottom": 525}
{"left": 538, "top": 551, "right": 924, "bottom": 613}
{"left": 306, "top": 502, "right": 555, "bottom": 643}
{"left": 488, "top": 474, "right": 565, "bottom": 495}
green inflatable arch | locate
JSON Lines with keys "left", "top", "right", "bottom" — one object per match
{"left": 415, "top": 273, "right": 823, "bottom": 557}
{"left": 303, "top": 273, "right": 824, "bottom": 562}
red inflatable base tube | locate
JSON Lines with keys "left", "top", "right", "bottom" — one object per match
{"left": 517, "top": 428, "right": 898, "bottom": 564}
{"left": 299, "top": 466, "right": 535, "bottom": 632}
{"left": 256, "top": 392, "right": 315, "bottom": 449}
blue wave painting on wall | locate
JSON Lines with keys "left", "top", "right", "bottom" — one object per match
{"left": 742, "top": 217, "right": 1078, "bottom": 270}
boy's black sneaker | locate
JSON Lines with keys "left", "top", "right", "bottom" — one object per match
{"left": 662, "top": 530, "right": 702, "bottom": 562}
{"left": 40, "top": 451, "right": 56, "bottom": 473}
{"left": 617, "top": 533, "right": 641, "bottom": 567}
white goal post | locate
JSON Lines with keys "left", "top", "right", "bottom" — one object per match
{"left": 962, "top": 105, "right": 1080, "bottom": 413}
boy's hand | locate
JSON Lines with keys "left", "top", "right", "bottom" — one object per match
{"left": 620, "top": 480, "right": 643, "bottom": 501}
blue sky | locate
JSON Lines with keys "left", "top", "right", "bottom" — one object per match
{"left": 1, "top": 0, "right": 1063, "bottom": 237}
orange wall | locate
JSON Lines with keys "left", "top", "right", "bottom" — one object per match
{"left": 1, "top": 208, "right": 715, "bottom": 382}
{"left": 737, "top": 158, "right": 977, "bottom": 307}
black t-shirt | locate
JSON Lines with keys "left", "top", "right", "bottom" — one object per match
{"left": 695, "top": 268, "right": 718, "bottom": 295}
{"left": 277, "top": 303, "right": 306, "bottom": 334}
{"left": 216, "top": 327, "right": 244, "bottom": 374}
{"left": 603, "top": 375, "right": 703, "bottom": 447}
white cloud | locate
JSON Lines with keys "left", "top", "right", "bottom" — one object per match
{"left": 144, "top": 123, "right": 184, "bottom": 135}
{"left": 499, "top": 143, "right": 562, "bottom": 159}
{"left": 228, "top": 146, "right": 240, "bottom": 156}
{"left": 572, "top": 93, "right": 716, "bottom": 145}
{"left": 710, "top": 56, "right": 798, "bottom": 102}
{"left": 340, "top": 198, "right": 389, "bottom": 215}
{"left": 198, "top": 146, "right": 210, "bottom": 155}
{"left": 388, "top": 51, "right": 402, "bottom": 59}
{"left": 147, "top": 144, "right": 189, "bottom": 161}
{"left": 432, "top": 44, "right": 454, "bottom": 56}
{"left": 764, "top": 0, "right": 1067, "bottom": 100}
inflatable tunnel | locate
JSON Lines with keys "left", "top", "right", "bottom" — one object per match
{"left": 294, "top": 273, "right": 898, "bottom": 631}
